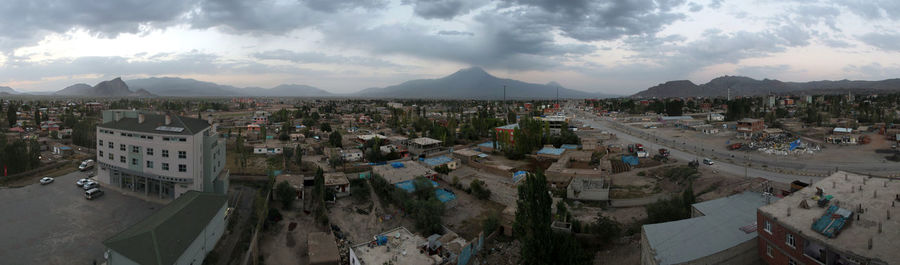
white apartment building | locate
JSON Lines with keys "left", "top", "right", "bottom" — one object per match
{"left": 95, "top": 110, "right": 228, "bottom": 200}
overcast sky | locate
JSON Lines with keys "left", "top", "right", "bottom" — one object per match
{"left": 2, "top": 0, "right": 900, "bottom": 95}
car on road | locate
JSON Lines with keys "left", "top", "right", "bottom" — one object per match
{"left": 82, "top": 181, "right": 99, "bottom": 190}
{"left": 76, "top": 178, "right": 90, "bottom": 187}
{"left": 40, "top": 177, "right": 54, "bottom": 185}
{"left": 84, "top": 188, "right": 104, "bottom": 200}
{"left": 703, "top": 158, "right": 714, "bottom": 165}
{"left": 78, "top": 159, "right": 95, "bottom": 171}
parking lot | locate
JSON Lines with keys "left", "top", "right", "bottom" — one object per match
{"left": 0, "top": 169, "right": 161, "bottom": 264}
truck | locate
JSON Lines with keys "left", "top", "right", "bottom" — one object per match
{"left": 78, "top": 159, "right": 95, "bottom": 171}
{"left": 658, "top": 148, "right": 670, "bottom": 157}
{"left": 728, "top": 143, "right": 743, "bottom": 150}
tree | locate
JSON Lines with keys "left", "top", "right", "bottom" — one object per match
{"left": 328, "top": 130, "right": 342, "bottom": 148}
{"left": 321, "top": 122, "right": 332, "bottom": 132}
{"left": 469, "top": 179, "right": 491, "bottom": 200}
{"left": 294, "top": 144, "right": 303, "bottom": 167}
{"left": 6, "top": 104, "right": 17, "bottom": 127}
{"left": 514, "top": 171, "right": 555, "bottom": 264}
{"left": 275, "top": 181, "right": 297, "bottom": 209}
{"left": 260, "top": 126, "right": 267, "bottom": 141}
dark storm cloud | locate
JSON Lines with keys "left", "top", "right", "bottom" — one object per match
{"left": 188, "top": 0, "right": 321, "bottom": 34}
{"left": 402, "top": 0, "right": 486, "bottom": 19}
{"left": 252, "top": 49, "right": 407, "bottom": 68}
{"left": 688, "top": 2, "right": 703, "bottom": 12}
{"left": 303, "top": 0, "right": 388, "bottom": 13}
{"left": 496, "top": 0, "right": 689, "bottom": 42}
{"left": 0, "top": 0, "right": 195, "bottom": 49}
{"left": 858, "top": 32, "right": 900, "bottom": 51}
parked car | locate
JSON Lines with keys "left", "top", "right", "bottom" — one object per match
{"left": 703, "top": 158, "right": 714, "bottom": 165}
{"left": 78, "top": 159, "right": 95, "bottom": 171}
{"left": 85, "top": 188, "right": 104, "bottom": 200}
{"left": 40, "top": 177, "right": 54, "bottom": 185}
{"left": 82, "top": 181, "right": 99, "bottom": 190}
{"left": 76, "top": 178, "right": 90, "bottom": 187}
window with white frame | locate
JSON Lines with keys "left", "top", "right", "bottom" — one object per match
{"left": 786, "top": 233, "right": 795, "bottom": 248}
{"left": 162, "top": 163, "right": 169, "bottom": 171}
{"left": 162, "top": 150, "right": 169, "bottom": 157}
{"left": 764, "top": 220, "right": 772, "bottom": 234}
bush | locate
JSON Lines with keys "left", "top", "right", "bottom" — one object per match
{"left": 470, "top": 179, "right": 491, "bottom": 200}
{"left": 275, "top": 180, "right": 297, "bottom": 209}
{"left": 434, "top": 164, "right": 451, "bottom": 174}
{"left": 350, "top": 178, "right": 371, "bottom": 203}
{"left": 645, "top": 196, "right": 690, "bottom": 224}
{"left": 482, "top": 211, "right": 500, "bottom": 234}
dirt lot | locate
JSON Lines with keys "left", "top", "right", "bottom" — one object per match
{"left": 439, "top": 181, "right": 506, "bottom": 239}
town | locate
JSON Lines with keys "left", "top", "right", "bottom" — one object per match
{"left": 1, "top": 92, "right": 897, "bottom": 265}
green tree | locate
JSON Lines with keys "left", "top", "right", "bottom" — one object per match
{"left": 294, "top": 144, "right": 303, "bottom": 167}
{"left": 275, "top": 180, "right": 297, "bottom": 209}
{"left": 469, "top": 179, "right": 491, "bottom": 200}
{"left": 260, "top": 125, "right": 267, "bottom": 141}
{"left": 514, "top": 171, "right": 589, "bottom": 265}
{"left": 7, "top": 104, "right": 17, "bottom": 127}
{"left": 328, "top": 130, "right": 342, "bottom": 148}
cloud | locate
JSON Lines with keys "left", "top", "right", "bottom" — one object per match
{"left": 708, "top": 0, "right": 724, "bottom": 9}
{"left": 496, "top": 0, "right": 689, "bottom": 42}
{"left": 402, "top": 0, "right": 487, "bottom": 19}
{"left": 833, "top": 0, "right": 900, "bottom": 20}
{"left": 858, "top": 32, "right": 900, "bottom": 51}
{"left": 688, "top": 2, "right": 704, "bottom": 12}
{"left": 252, "top": 49, "right": 407, "bottom": 68}
{"left": 735, "top": 64, "right": 793, "bottom": 78}
{"left": 842, "top": 62, "right": 900, "bottom": 80}
{"left": 437, "top": 30, "right": 475, "bottom": 36}
{"left": 0, "top": 0, "right": 195, "bottom": 50}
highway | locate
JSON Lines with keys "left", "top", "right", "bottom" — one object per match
{"left": 569, "top": 107, "right": 824, "bottom": 184}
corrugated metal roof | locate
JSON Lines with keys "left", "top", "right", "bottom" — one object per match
{"left": 643, "top": 191, "right": 775, "bottom": 265}
{"left": 104, "top": 191, "right": 227, "bottom": 265}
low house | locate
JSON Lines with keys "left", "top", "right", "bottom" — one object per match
{"left": 308, "top": 232, "right": 341, "bottom": 265}
{"left": 421, "top": 155, "right": 458, "bottom": 170}
{"left": 253, "top": 145, "right": 283, "bottom": 155}
{"left": 324, "top": 173, "right": 350, "bottom": 198}
{"left": 103, "top": 191, "right": 228, "bottom": 265}
{"left": 372, "top": 161, "right": 438, "bottom": 184}
{"left": 341, "top": 148, "right": 364, "bottom": 162}
{"left": 408, "top": 137, "right": 446, "bottom": 157}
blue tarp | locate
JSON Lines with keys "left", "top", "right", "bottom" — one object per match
{"left": 435, "top": 188, "right": 456, "bottom": 203}
{"left": 478, "top": 141, "right": 496, "bottom": 148}
{"left": 513, "top": 171, "right": 527, "bottom": 183}
{"left": 536, "top": 147, "right": 565, "bottom": 156}
{"left": 391, "top": 162, "right": 405, "bottom": 168}
{"left": 622, "top": 155, "right": 639, "bottom": 166}
{"left": 376, "top": 235, "right": 388, "bottom": 245}
{"left": 789, "top": 139, "right": 801, "bottom": 151}
{"left": 395, "top": 179, "right": 439, "bottom": 193}
{"left": 560, "top": 144, "right": 579, "bottom": 150}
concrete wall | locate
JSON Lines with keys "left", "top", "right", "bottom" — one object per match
{"left": 108, "top": 251, "right": 142, "bottom": 265}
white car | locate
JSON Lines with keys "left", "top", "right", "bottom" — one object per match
{"left": 76, "top": 178, "right": 90, "bottom": 187}
{"left": 40, "top": 177, "right": 54, "bottom": 185}
{"left": 82, "top": 181, "right": 99, "bottom": 190}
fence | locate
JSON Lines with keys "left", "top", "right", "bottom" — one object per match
{"left": 1, "top": 160, "right": 71, "bottom": 184}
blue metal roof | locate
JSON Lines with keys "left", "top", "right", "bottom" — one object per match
{"left": 560, "top": 144, "right": 579, "bottom": 150}
{"left": 394, "top": 179, "right": 439, "bottom": 193}
{"left": 536, "top": 147, "right": 565, "bottom": 155}
{"left": 422, "top": 156, "right": 454, "bottom": 166}
{"left": 435, "top": 188, "right": 457, "bottom": 203}
{"left": 478, "top": 141, "right": 495, "bottom": 148}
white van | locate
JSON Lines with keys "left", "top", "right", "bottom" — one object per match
{"left": 79, "top": 159, "right": 95, "bottom": 171}
{"left": 85, "top": 188, "right": 104, "bottom": 200}
{"left": 703, "top": 158, "right": 714, "bottom": 165}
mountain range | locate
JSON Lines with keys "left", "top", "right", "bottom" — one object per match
{"left": 54, "top": 78, "right": 155, "bottom": 97}
{"left": 631, "top": 76, "right": 900, "bottom": 98}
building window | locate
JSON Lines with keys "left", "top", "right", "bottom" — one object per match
{"left": 99, "top": 151, "right": 104, "bottom": 157}
{"left": 786, "top": 233, "right": 795, "bottom": 248}
{"left": 120, "top": 144, "right": 125, "bottom": 151}
{"left": 788, "top": 259, "right": 797, "bottom": 265}
{"left": 131, "top": 158, "right": 138, "bottom": 165}
{"left": 132, "top": 146, "right": 140, "bottom": 153}
{"left": 109, "top": 153, "right": 114, "bottom": 160}
{"left": 764, "top": 220, "right": 772, "bottom": 234}
{"left": 162, "top": 150, "right": 169, "bottom": 158}
{"left": 146, "top": 161, "right": 153, "bottom": 168}
{"left": 766, "top": 244, "right": 773, "bottom": 257}
{"left": 178, "top": 164, "right": 187, "bottom": 172}
{"left": 98, "top": 140, "right": 103, "bottom": 146}
{"left": 120, "top": 156, "right": 126, "bottom": 163}
{"left": 108, "top": 142, "right": 113, "bottom": 148}
{"left": 162, "top": 163, "right": 169, "bottom": 171}
{"left": 146, "top": 148, "right": 154, "bottom": 156}
{"left": 178, "top": 151, "right": 186, "bottom": 159}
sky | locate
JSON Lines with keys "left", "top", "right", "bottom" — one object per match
{"left": 2, "top": 0, "right": 900, "bottom": 95}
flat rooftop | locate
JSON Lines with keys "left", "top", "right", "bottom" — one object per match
{"left": 410, "top": 137, "right": 442, "bottom": 146}
{"left": 758, "top": 171, "right": 899, "bottom": 263}
{"left": 350, "top": 227, "right": 440, "bottom": 265}
{"left": 372, "top": 161, "right": 436, "bottom": 184}
{"left": 323, "top": 172, "right": 349, "bottom": 186}
{"left": 644, "top": 191, "right": 774, "bottom": 265}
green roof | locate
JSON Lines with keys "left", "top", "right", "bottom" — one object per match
{"left": 104, "top": 191, "right": 227, "bottom": 265}
{"left": 98, "top": 113, "right": 210, "bottom": 135}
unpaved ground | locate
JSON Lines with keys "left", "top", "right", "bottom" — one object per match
{"left": 440, "top": 181, "right": 506, "bottom": 239}
{"left": 259, "top": 210, "right": 322, "bottom": 265}
{"left": 594, "top": 237, "right": 641, "bottom": 265}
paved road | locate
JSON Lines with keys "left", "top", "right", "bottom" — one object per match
{"left": 593, "top": 114, "right": 900, "bottom": 177}
{"left": 0, "top": 170, "right": 160, "bottom": 265}
{"left": 570, "top": 108, "right": 823, "bottom": 184}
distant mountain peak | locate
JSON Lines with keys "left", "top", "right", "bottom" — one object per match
{"left": 447, "top": 66, "right": 492, "bottom": 79}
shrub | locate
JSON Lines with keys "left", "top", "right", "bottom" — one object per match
{"left": 470, "top": 179, "right": 491, "bottom": 200}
